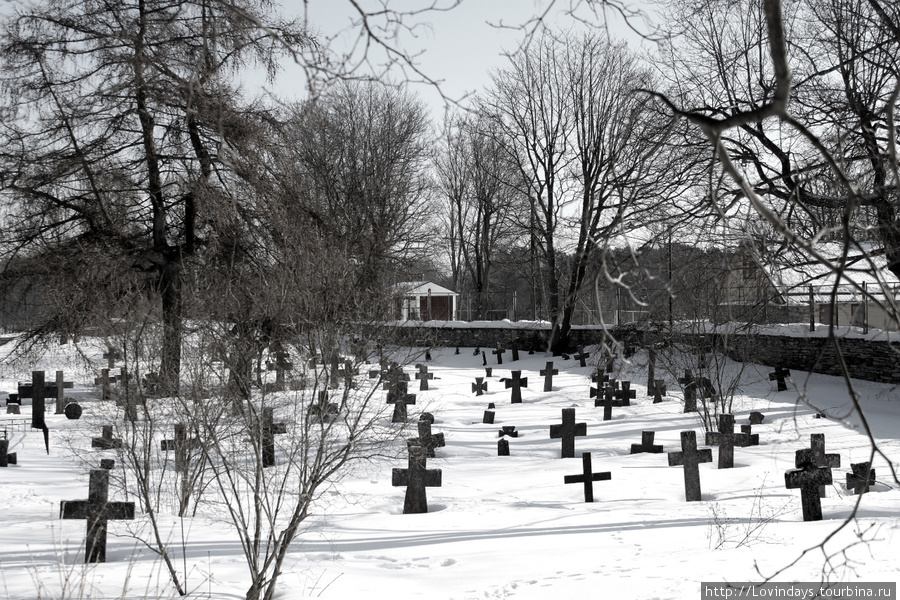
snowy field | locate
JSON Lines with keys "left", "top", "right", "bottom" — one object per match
{"left": 0, "top": 336, "right": 898, "bottom": 599}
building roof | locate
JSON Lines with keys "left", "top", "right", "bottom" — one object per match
{"left": 393, "top": 281, "right": 458, "bottom": 297}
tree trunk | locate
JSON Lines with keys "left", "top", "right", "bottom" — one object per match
{"left": 159, "top": 258, "right": 182, "bottom": 396}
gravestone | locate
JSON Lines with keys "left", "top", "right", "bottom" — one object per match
{"left": 845, "top": 462, "right": 875, "bottom": 495}
{"left": 704, "top": 414, "right": 747, "bottom": 469}
{"left": 260, "top": 407, "right": 287, "bottom": 468}
{"left": 647, "top": 346, "right": 657, "bottom": 391}
{"left": 630, "top": 431, "right": 663, "bottom": 454}
{"left": 601, "top": 386, "right": 616, "bottom": 421}
{"left": 472, "top": 377, "right": 487, "bottom": 396}
{"left": 95, "top": 368, "right": 116, "bottom": 401}
{"left": 60, "top": 461, "right": 135, "bottom": 562}
{"left": 492, "top": 344, "right": 505, "bottom": 365}
{"left": 498, "top": 438, "right": 510, "bottom": 456}
{"left": 503, "top": 371, "right": 528, "bottom": 404}
{"left": 415, "top": 364, "right": 434, "bottom": 391}
{"left": 540, "top": 361, "right": 559, "bottom": 392}
{"left": 92, "top": 426, "right": 123, "bottom": 450}
{"left": 739, "top": 424, "right": 759, "bottom": 446}
{"left": 64, "top": 401, "right": 82, "bottom": 420}
{"left": 498, "top": 425, "right": 518, "bottom": 438}
{"left": 697, "top": 377, "right": 716, "bottom": 401}
{"left": 678, "top": 370, "right": 698, "bottom": 413}
{"left": 483, "top": 410, "right": 495, "bottom": 424}
{"left": 649, "top": 379, "right": 667, "bottom": 403}
{"left": 308, "top": 390, "right": 339, "bottom": 422}
{"left": 266, "top": 347, "right": 293, "bottom": 392}
{"left": 485, "top": 367, "right": 493, "bottom": 378}
{"left": 591, "top": 366, "right": 610, "bottom": 387}
{"left": 564, "top": 452, "right": 610, "bottom": 502}
{"left": 510, "top": 340, "right": 520, "bottom": 362}
{"left": 667, "top": 431, "right": 713, "bottom": 502}
{"left": 614, "top": 381, "right": 636, "bottom": 406}
{"left": 784, "top": 448, "right": 833, "bottom": 521}
{"left": 385, "top": 380, "right": 416, "bottom": 424}
{"left": 20, "top": 370, "right": 68, "bottom": 431}
{"left": 392, "top": 445, "right": 442, "bottom": 514}
{"left": 549, "top": 408, "right": 587, "bottom": 459}
{"left": 769, "top": 367, "right": 791, "bottom": 391}
{"left": 408, "top": 418, "right": 445, "bottom": 458}
{"left": 161, "top": 424, "right": 199, "bottom": 473}
{"left": 748, "top": 411, "right": 765, "bottom": 425}
{"left": 808, "top": 433, "right": 840, "bottom": 498}
{"left": 6, "top": 403, "right": 19, "bottom": 415}
{"left": 573, "top": 346, "right": 590, "bottom": 368}
{"left": 52, "top": 371, "right": 74, "bottom": 414}
{"left": 103, "top": 349, "right": 122, "bottom": 369}
{"left": 0, "top": 439, "right": 17, "bottom": 467}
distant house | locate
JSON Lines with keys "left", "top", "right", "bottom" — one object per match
{"left": 720, "top": 242, "right": 900, "bottom": 330}
{"left": 393, "top": 281, "right": 459, "bottom": 321}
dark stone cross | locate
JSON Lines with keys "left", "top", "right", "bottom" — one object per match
{"left": 328, "top": 352, "right": 342, "bottom": 389}
{"left": 492, "top": 344, "right": 505, "bottom": 365}
{"left": 630, "top": 431, "right": 663, "bottom": 454}
{"left": 846, "top": 462, "right": 875, "bottom": 495}
{"left": 0, "top": 439, "right": 17, "bottom": 467}
{"left": 549, "top": 408, "right": 587, "bottom": 459}
{"left": 564, "top": 452, "right": 611, "bottom": 502}
{"left": 408, "top": 417, "right": 445, "bottom": 458}
{"left": 103, "top": 349, "right": 122, "bottom": 369}
{"left": 308, "top": 390, "right": 339, "bottom": 422}
{"left": 748, "top": 411, "right": 765, "bottom": 425}
{"left": 392, "top": 445, "right": 441, "bottom": 514}
{"left": 485, "top": 367, "right": 493, "bottom": 378}
{"left": 648, "top": 378, "right": 667, "bottom": 401}
{"left": 510, "top": 340, "right": 520, "bottom": 361}
{"left": 600, "top": 386, "right": 616, "bottom": 421}
{"left": 266, "top": 347, "right": 293, "bottom": 391}
{"left": 95, "top": 368, "right": 116, "bottom": 401}
{"left": 769, "top": 367, "right": 791, "bottom": 391}
{"left": 739, "top": 424, "right": 760, "bottom": 446}
{"left": 60, "top": 461, "right": 135, "bottom": 562}
{"left": 472, "top": 377, "right": 487, "bottom": 396}
{"left": 704, "top": 414, "right": 747, "bottom": 469}
{"left": 498, "top": 425, "right": 518, "bottom": 438}
{"left": 785, "top": 448, "right": 833, "bottom": 521}
{"left": 260, "top": 407, "right": 287, "bottom": 468}
{"left": 503, "top": 371, "right": 528, "bottom": 404}
{"left": 498, "top": 438, "right": 510, "bottom": 456}
{"left": 161, "top": 424, "right": 199, "bottom": 473}
{"left": 591, "top": 366, "right": 610, "bottom": 387}
{"left": 573, "top": 346, "right": 590, "bottom": 368}
{"left": 20, "top": 370, "right": 70, "bottom": 431}
{"left": 808, "top": 433, "right": 840, "bottom": 498}
{"left": 667, "top": 431, "right": 713, "bottom": 502}
{"left": 415, "top": 364, "right": 434, "bottom": 391}
{"left": 678, "top": 369, "right": 698, "bottom": 413}
{"left": 92, "top": 426, "right": 123, "bottom": 450}
{"left": 540, "top": 361, "right": 558, "bottom": 392}
{"left": 386, "top": 380, "right": 417, "bottom": 423}
{"left": 614, "top": 381, "right": 636, "bottom": 406}
{"left": 52, "top": 370, "right": 75, "bottom": 414}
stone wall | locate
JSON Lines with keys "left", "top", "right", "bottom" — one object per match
{"left": 387, "top": 322, "right": 900, "bottom": 385}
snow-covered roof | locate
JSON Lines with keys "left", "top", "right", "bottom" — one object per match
{"left": 392, "top": 281, "right": 458, "bottom": 297}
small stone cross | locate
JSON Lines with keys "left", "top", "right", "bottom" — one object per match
{"left": 785, "top": 448, "right": 833, "bottom": 521}
{"left": 415, "top": 364, "right": 434, "bottom": 391}
{"left": 392, "top": 445, "right": 442, "bottom": 514}
{"left": 161, "top": 424, "right": 199, "bottom": 473}
{"left": 667, "top": 431, "right": 712, "bottom": 501}
{"left": 549, "top": 408, "right": 587, "bottom": 458}
{"left": 573, "top": 346, "right": 590, "bottom": 368}
{"left": 408, "top": 418, "right": 445, "bottom": 458}
{"left": 386, "top": 380, "right": 417, "bottom": 423}
{"left": 92, "top": 426, "right": 123, "bottom": 450}
{"left": 564, "top": 452, "right": 610, "bottom": 502}
{"left": 748, "top": 411, "right": 765, "bottom": 425}
{"left": 614, "top": 381, "right": 636, "bottom": 406}
{"left": 260, "top": 407, "right": 287, "bottom": 468}
{"left": 845, "top": 462, "right": 875, "bottom": 495}
{"left": 503, "top": 371, "right": 528, "bottom": 404}
{"left": 492, "top": 344, "right": 505, "bottom": 365}
{"left": 472, "top": 377, "right": 487, "bottom": 396}
{"left": 498, "top": 425, "right": 518, "bottom": 438}
{"left": 307, "top": 390, "right": 339, "bottom": 422}
{"left": 704, "top": 414, "right": 747, "bottom": 469}
{"left": 739, "top": 424, "right": 759, "bottom": 446}
{"left": 540, "top": 361, "right": 558, "bottom": 392}
{"left": 60, "top": 461, "right": 135, "bottom": 562}
{"left": 678, "top": 369, "right": 698, "bottom": 413}
{"left": 769, "top": 367, "right": 791, "bottom": 391}
{"left": 630, "top": 431, "right": 663, "bottom": 454}
{"left": 510, "top": 340, "right": 520, "bottom": 361}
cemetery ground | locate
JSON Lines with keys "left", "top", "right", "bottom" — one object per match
{"left": 0, "top": 335, "right": 898, "bottom": 599}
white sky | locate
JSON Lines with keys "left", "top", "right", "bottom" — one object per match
{"left": 258, "top": 0, "right": 658, "bottom": 119}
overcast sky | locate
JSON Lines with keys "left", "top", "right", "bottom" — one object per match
{"left": 258, "top": 1, "right": 656, "bottom": 118}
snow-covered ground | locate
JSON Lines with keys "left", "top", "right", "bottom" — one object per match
{"left": 0, "top": 337, "right": 897, "bottom": 599}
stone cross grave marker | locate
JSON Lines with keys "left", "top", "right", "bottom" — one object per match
{"left": 510, "top": 340, "right": 520, "bottom": 362}
{"left": 485, "top": 367, "right": 493, "bottom": 378}
{"left": 94, "top": 368, "right": 116, "bottom": 401}
{"left": 591, "top": 366, "right": 610, "bottom": 388}
{"left": 472, "top": 377, "right": 487, "bottom": 396}
{"left": 20, "top": 370, "right": 71, "bottom": 430}
{"left": 338, "top": 360, "right": 358, "bottom": 389}
{"left": 540, "top": 361, "right": 559, "bottom": 392}
{"left": 392, "top": 445, "right": 441, "bottom": 514}
{"left": 260, "top": 407, "right": 287, "bottom": 468}
{"left": 52, "top": 371, "right": 75, "bottom": 414}
{"left": 630, "top": 431, "right": 663, "bottom": 454}
{"left": 808, "top": 433, "right": 840, "bottom": 497}
{"left": 92, "top": 426, "right": 123, "bottom": 450}
{"left": 408, "top": 417, "right": 445, "bottom": 458}
{"left": 697, "top": 376, "right": 716, "bottom": 401}
{"left": 563, "top": 452, "right": 611, "bottom": 502}
{"left": 103, "top": 348, "right": 122, "bottom": 369}
{"left": 385, "top": 379, "right": 416, "bottom": 423}
{"left": 678, "top": 369, "right": 698, "bottom": 413}
{"left": 615, "top": 381, "right": 636, "bottom": 406}
{"left": 748, "top": 411, "right": 765, "bottom": 425}
{"left": 328, "top": 352, "right": 342, "bottom": 389}
{"left": 704, "top": 414, "right": 747, "bottom": 469}
{"left": 785, "top": 448, "right": 833, "bottom": 521}
{"left": 60, "top": 460, "right": 135, "bottom": 562}
{"left": 769, "top": 367, "right": 791, "bottom": 391}
{"left": 492, "top": 343, "right": 505, "bottom": 365}
{"left": 308, "top": 390, "right": 339, "bottom": 422}
{"left": 846, "top": 462, "right": 875, "bottom": 495}
{"left": 498, "top": 425, "right": 518, "bottom": 438}
{"left": 161, "top": 424, "right": 199, "bottom": 473}
{"left": 739, "top": 424, "right": 759, "bottom": 446}
{"left": 667, "top": 431, "right": 713, "bottom": 502}
{"left": 549, "top": 408, "right": 587, "bottom": 459}
{"left": 415, "top": 364, "right": 434, "bottom": 391}
{"left": 600, "top": 386, "right": 616, "bottom": 421}
{"left": 573, "top": 346, "right": 590, "bottom": 368}
{"left": 0, "top": 438, "right": 17, "bottom": 467}
{"left": 503, "top": 371, "right": 528, "bottom": 404}
{"left": 498, "top": 438, "right": 510, "bottom": 456}
{"left": 651, "top": 380, "right": 667, "bottom": 404}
